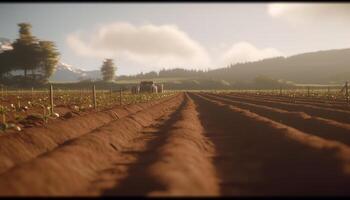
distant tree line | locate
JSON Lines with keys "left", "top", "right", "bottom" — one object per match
{"left": 116, "top": 64, "right": 295, "bottom": 89}
{"left": 118, "top": 68, "right": 208, "bottom": 80}
{"left": 0, "top": 23, "right": 60, "bottom": 85}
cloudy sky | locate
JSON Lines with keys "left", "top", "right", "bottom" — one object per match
{"left": 1, "top": 3, "right": 350, "bottom": 75}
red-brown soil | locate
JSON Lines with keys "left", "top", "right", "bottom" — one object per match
{"left": 0, "top": 92, "right": 350, "bottom": 196}
{"left": 190, "top": 93, "right": 350, "bottom": 195}
{"left": 201, "top": 92, "right": 350, "bottom": 145}
{"left": 216, "top": 92, "right": 350, "bottom": 123}
{"left": 0, "top": 93, "right": 179, "bottom": 175}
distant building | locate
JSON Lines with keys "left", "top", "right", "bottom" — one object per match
{"left": 132, "top": 81, "right": 163, "bottom": 94}
{"left": 156, "top": 83, "right": 164, "bottom": 93}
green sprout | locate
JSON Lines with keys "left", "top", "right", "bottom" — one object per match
{"left": 0, "top": 105, "right": 21, "bottom": 132}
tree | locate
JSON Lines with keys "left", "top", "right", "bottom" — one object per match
{"left": 0, "top": 23, "right": 61, "bottom": 85}
{"left": 11, "top": 23, "right": 41, "bottom": 78}
{"left": 101, "top": 59, "right": 116, "bottom": 82}
{"left": 38, "top": 41, "right": 60, "bottom": 82}
{"left": 0, "top": 50, "right": 14, "bottom": 79}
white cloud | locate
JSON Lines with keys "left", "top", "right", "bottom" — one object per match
{"left": 268, "top": 3, "right": 350, "bottom": 24}
{"left": 220, "top": 41, "right": 283, "bottom": 66}
{"left": 66, "top": 22, "right": 210, "bottom": 69}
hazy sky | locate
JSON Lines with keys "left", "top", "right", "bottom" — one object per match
{"left": 1, "top": 3, "right": 350, "bottom": 75}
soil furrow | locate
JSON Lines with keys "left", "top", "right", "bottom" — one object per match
{"left": 201, "top": 92, "right": 350, "bottom": 146}
{"left": 218, "top": 93, "right": 350, "bottom": 123}
{"left": 0, "top": 94, "right": 178, "bottom": 175}
{"left": 92, "top": 93, "right": 219, "bottom": 196}
{"left": 0, "top": 93, "right": 183, "bottom": 196}
{"left": 191, "top": 92, "right": 350, "bottom": 196}
{"left": 236, "top": 93, "right": 349, "bottom": 106}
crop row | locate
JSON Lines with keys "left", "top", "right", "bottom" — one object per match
{"left": 0, "top": 87, "right": 176, "bottom": 133}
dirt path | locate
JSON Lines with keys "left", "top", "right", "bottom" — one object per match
{"left": 190, "top": 92, "right": 350, "bottom": 196}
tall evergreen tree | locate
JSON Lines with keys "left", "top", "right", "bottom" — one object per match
{"left": 101, "top": 59, "right": 116, "bottom": 82}
{"left": 11, "top": 23, "right": 41, "bottom": 78}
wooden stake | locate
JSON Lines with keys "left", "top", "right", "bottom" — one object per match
{"left": 279, "top": 87, "right": 282, "bottom": 96}
{"left": 110, "top": 88, "right": 113, "bottom": 102}
{"left": 49, "top": 84, "right": 54, "bottom": 115}
{"left": 31, "top": 87, "right": 34, "bottom": 101}
{"left": 92, "top": 85, "right": 97, "bottom": 109}
{"left": 327, "top": 87, "right": 330, "bottom": 100}
{"left": 346, "top": 81, "right": 349, "bottom": 104}
{"left": 119, "top": 88, "right": 122, "bottom": 106}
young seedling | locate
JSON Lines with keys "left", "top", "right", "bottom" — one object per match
{"left": 0, "top": 105, "right": 9, "bottom": 131}
{"left": 41, "top": 105, "right": 49, "bottom": 123}
{"left": 0, "top": 105, "right": 21, "bottom": 132}
{"left": 16, "top": 96, "right": 21, "bottom": 110}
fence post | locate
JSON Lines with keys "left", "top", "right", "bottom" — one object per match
{"left": 279, "top": 87, "right": 282, "bottom": 96}
{"left": 327, "top": 87, "right": 330, "bottom": 100}
{"left": 31, "top": 87, "right": 34, "bottom": 101}
{"left": 119, "top": 88, "right": 122, "bottom": 106}
{"left": 110, "top": 88, "right": 113, "bottom": 103}
{"left": 49, "top": 84, "right": 54, "bottom": 115}
{"left": 92, "top": 85, "right": 97, "bottom": 109}
{"left": 346, "top": 81, "right": 349, "bottom": 104}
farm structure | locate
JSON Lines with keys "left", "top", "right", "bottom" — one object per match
{"left": 131, "top": 81, "right": 164, "bottom": 94}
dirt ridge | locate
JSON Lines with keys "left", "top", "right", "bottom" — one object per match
{"left": 190, "top": 92, "right": 350, "bottom": 195}
{"left": 202, "top": 93, "right": 350, "bottom": 146}
{"left": 0, "top": 93, "right": 183, "bottom": 196}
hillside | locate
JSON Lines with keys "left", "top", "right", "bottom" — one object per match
{"left": 46, "top": 48, "right": 350, "bottom": 88}
{"left": 209, "top": 48, "right": 350, "bottom": 84}
{"left": 121, "top": 48, "right": 350, "bottom": 85}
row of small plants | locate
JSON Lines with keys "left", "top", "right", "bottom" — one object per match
{"left": 0, "top": 89, "right": 176, "bottom": 133}
{"left": 217, "top": 88, "right": 348, "bottom": 102}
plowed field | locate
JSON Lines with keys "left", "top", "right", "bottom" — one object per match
{"left": 1, "top": 92, "right": 350, "bottom": 196}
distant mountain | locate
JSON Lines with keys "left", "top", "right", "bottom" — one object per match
{"left": 0, "top": 38, "right": 10, "bottom": 43}
{"left": 0, "top": 38, "right": 12, "bottom": 52}
{"left": 50, "top": 62, "right": 101, "bottom": 82}
{"left": 207, "top": 48, "right": 350, "bottom": 84}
